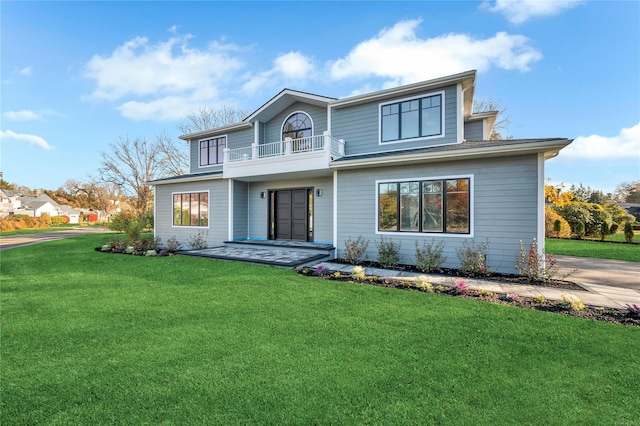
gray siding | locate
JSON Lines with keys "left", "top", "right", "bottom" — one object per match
{"left": 464, "top": 120, "right": 484, "bottom": 141}
{"left": 189, "top": 127, "right": 254, "bottom": 174}
{"left": 332, "top": 85, "right": 459, "bottom": 156}
{"left": 233, "top": 180, "right": 248, "bottom": 240}
{"left": 264, "top": 102, "right": 328, "bottom": 144}
{"left": 247, "top": 176, "right": 334, "bottom": 244}
{"left": 154, "top": 179, "right": 229, "bottom": 247}
{"left": 335, "top": 154, "right": 540, "bottom": 274}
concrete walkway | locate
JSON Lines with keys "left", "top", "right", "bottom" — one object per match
{"left": 311, "top": 261, "right": 640, "bottom": 310}
{"left": 554, "top": 255, "right": 639, "bottom": 290}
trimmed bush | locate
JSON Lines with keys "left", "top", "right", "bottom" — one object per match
{"left": 545, "top": 206, "right": 571, "bottom": 238}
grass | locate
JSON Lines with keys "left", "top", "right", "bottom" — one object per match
{"left": 546, "top": 238, "right": 640, "bottom": 262}
{"left": 2, "top": 234, "right": 639, "bottom": 425}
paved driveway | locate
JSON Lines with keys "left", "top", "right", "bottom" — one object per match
{"left": 555, "top": 255, "right": 639, "bottom": 290}
{"left": 0, "top": 227, "right": 110, "bottom": 250}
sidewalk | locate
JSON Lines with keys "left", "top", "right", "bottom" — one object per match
{"left": 312, "top": 261, "right": 640, "bottom": 310}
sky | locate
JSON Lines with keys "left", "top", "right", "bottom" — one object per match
{"left": 1, "top": 0, "right": 639, "bottom": 195}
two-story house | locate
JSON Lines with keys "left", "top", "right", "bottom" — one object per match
{"left": 151, "top": 70, "right": 571, "bottom": 274}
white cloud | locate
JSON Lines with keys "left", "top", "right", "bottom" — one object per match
{"left": 18, "top": 67, "right": 32, "bottom": 76}
{"left": 4, "top": 110, "right": 42, "bottom": 121}
{"left": 328, "top": 19, "right": 542, "bottom": 86}
{"left": 242, "top": 51, "right": 314, "bottom": 94}
{"left": 83, "top": 34, "right": 244, "bottom": 120}
{"left": 481, "top": 0, "right": 582, "bottom": 24}
{"left": 0, "top": 130, "right": 52, "bottom": 150}
{"left": 560, "top": 123, "right": 640, "bottom": 160}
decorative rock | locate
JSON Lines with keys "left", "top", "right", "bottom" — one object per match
{"left": 124, "top": 246, "right": 135, "bottom": 254}
{"left": 101, "top": 244, "right": 112, "bottom": 252}
{"left": 145, "top": 250, "right": 158, "bottom": 257}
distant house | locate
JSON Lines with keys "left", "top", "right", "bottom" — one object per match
{"left": 150, "top": 70, "right": 572, "bottom": 274}
{"left": 2, "top": 192, "right": 82, "bottom": 223}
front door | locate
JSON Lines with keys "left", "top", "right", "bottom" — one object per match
{"left": 271, "top": 189, "right": 313, "bottom": 241}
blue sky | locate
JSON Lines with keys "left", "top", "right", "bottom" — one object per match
{"left": 2, "top": 0, "right": 638, "bottom": 194}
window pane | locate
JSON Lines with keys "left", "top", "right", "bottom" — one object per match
{"left": 190, "top": 193, "right": 199, "bottom": 226}
{"left": 400, "top": 182, "right": 419, "bottom": 231}
{"left": 182, "top": 194, "right": 191, "bottom": 226}
{"left": 422, "top": 181, "right": 443, "bottom": 232}
{"left": 173, "top": 194, "right": 181, "bottom": 225}
{"left": 421, "top": 103, "right": 441, "bottom": 136}
{"left": 382, "top": 113, "right": 399, "bottom": 142}
{"left": 200, "top": 141, "right": 208, "bottom": 166}
{"left": 401, "top": 102, "right": 419, "bottom": 139}
{"left": 445, "top": 179, "right": 470, "bottom": 233}
{"left": 200, "top": 193, "right": 208, "bottom": 226}
{"left": 378, "top": 183, "right": 398, "bottom": 231}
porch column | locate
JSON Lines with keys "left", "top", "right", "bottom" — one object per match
{"left": 285, "top": 137, "right": 292, "bottom": 155}
{"left": 252, "top": 143, "right": 259, "bottom": 160}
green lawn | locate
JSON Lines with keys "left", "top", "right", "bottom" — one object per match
{"left": 546, "top": 238, "right": 640, "bottom": 262}
{"left": 2, "top": 234, "right": 639, "bottom": 425}
{"left": 0, "top": 224, "right": 84, "bottom": 236}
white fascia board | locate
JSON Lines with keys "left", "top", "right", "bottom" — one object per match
{"left": 331, "top": 70, "right": 476, "bottom": 109}
{"left": 149, "top": 173, "right": 223, "bottom": 186}
{"left": 330, "top": 140, "right": 572, "bottom": 170}
{"left": 179, "top": 122, "right": 252, "bottom": 141}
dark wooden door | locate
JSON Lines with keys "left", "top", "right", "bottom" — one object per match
{"left": 276, "top": 191, "right": 292, "bottom": 240}
{"left": 274, "top": 189, "right": 310, "bottom": 241}
{"left": 291, "top": 189, "right": 308, "bottom": 241}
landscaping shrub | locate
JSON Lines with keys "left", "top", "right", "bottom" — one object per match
{"left": 376, "top": 237, "right": 401, "bottom": 268}
{"left": 545, "top": 206, "right": 571, "bottom": 238}
{"left": 39, "top": 213, "right": 52, "bottom": 227}
{"left": 51, "top": 216, "right": 68, "bottom": 226}
{"left": 343, "top": 236, "right": 369, "bottom": 264}
{"left": 165, "top": 235, "right": 183, "bottom": 252}
{"left": 187, "top": 231, "right": 208, "bottom": 249}
{"left": 456, "top": 239, "right": 490, "bottom": 276}
{"left": 574, "top": 222, "right": 585, "bottom": 239}
{"left": 624, "top": 222, "right": 635, "bottom": 243}
{"left": 514, "top": 239, "right": 567, "bottom": 283}
{"left": 415, "top": 239, "right": 446, "bottom": 272}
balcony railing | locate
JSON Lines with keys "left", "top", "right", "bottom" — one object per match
{"left": 225, "top": 132, "right": 345, "bottom": 163}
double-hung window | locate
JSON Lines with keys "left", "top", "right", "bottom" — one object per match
{"left": 173, "top": 192, "right": 209, "bottom": 227}
{"left": 378, "top": 177, "right": 470, "bottom": 234}
{"left": 199, "top": 136, "right": 226, "bottom": 166}
{"left": 381, "top": 92, "right": 443, "bottom": 143}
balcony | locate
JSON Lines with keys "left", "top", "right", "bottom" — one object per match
{"left": 223, "top": 131, "right": 345, "bottom": 179}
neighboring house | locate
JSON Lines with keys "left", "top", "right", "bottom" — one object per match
{"left": 4, "top": 192, "right": 83, "bottom": 223}
{"left": 150, "top": 70, "right": 572, "bottom": 274}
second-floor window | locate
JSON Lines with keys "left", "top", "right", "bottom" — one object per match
{"left": 381, "top": 93, "right": 443, "bottom": 143}
{"left": 199, "top": 136, "right": 226, "bottom": 166}
{"left": 282, "top": 112, "right": 312, "bottom": 140}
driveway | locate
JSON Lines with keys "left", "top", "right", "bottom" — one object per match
{"left": 0, "top": 227, "right": 110, "bottom": 250}
{"left": 555, "top": 255, "right": 640, "bottom": 290}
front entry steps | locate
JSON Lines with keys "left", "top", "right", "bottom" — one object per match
{"left": 179, "top": 240, "right": 335, "bottom": 268}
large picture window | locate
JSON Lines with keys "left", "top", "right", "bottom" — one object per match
{"left": 378, "top": 178, "right": 470, "bottom": 234}
{"left": 381, "top": 93, "right": 443, "bottom": 143}
{"left": 173, "top": 192, "right": 209, "bottom": 226}
{"left": 199, "top": 136, "right": 226, "bottom": 166}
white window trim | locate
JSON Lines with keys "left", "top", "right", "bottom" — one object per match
{"left": 374, "top": 174, "right": 474, "bottom": 238}
{"left": 378, "top": 90, "right": 446, "bottom": 146}
{"left": 171, "top": 190, "right": 210, "bottom": 229}
{"left": 198, "top": 135, "right": 227, "bottom": 168}
{"left": 280, "top": 111, "right": 314, "bottom": 138}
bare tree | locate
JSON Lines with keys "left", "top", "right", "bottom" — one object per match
{"left": 177, "top": 105, "right": 249, "bottom": 135}
{"left": 473, "top": 99, "right": 512, "bottom": 140}
{"left": 156, "top": 131, "right": 189, "bottom": 176}
{"left": 98, "top": 136, "right": 182, "bottom": 215}
{"left": 614, "top": 180, "right": 640, "bottom": 203}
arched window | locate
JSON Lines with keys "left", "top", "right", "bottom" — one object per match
{"left": 282, "top": 112, "right": 313, "bottom": 140}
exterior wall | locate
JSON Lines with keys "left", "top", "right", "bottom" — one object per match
{"left": 233, "top": 180, "right": 248, "bottom": 240}
{"left": 331, "top": 85, "right": 458, "bottom": 156}
{"left": 189, "top": 127, "right": 254, "bottom": 174}
{"left": 335, "top": 154, "right": 540, "bottom": 274}
{"left": 246, "top": 176, "right": 334, "bottom": 244}
{"left": 264, "top": 101, "right": 328, "bottom": 144}
{"left": 464, "top": 120, "right": 484, "bottom": 141}
{"left": 154, "top": 178, "right": 229, "bottom": 247}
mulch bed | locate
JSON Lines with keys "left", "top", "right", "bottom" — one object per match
{"left": 298, "top": 260, "right": 640, "bottom": 327}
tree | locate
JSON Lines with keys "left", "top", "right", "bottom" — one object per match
{"left": 177, "top": 105, "right": 249, "bottom": 135}
{"left": 614, "top": 180, "right": 640, "bottom": 203}
{"left": 98, "top": 135, "right": 186, "bottom": 215}
{"left": 0, "top": 172, "right": 15, "bottom": 191}
{"left": 544, "top": 184, "right": 574, "bottom": 206}
{"left": 472, "top": 99, "right": 512, "bottom": 140}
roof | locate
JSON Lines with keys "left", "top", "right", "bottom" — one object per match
{"left": 330, "top": 138, "right": 572, "bottom": 169}
{"left": 148, "top": 170, "right": 224, "bottom": 185}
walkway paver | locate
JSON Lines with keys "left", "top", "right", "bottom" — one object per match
{"left": 312, "top": 261, "right": 640, "bottom": 310}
